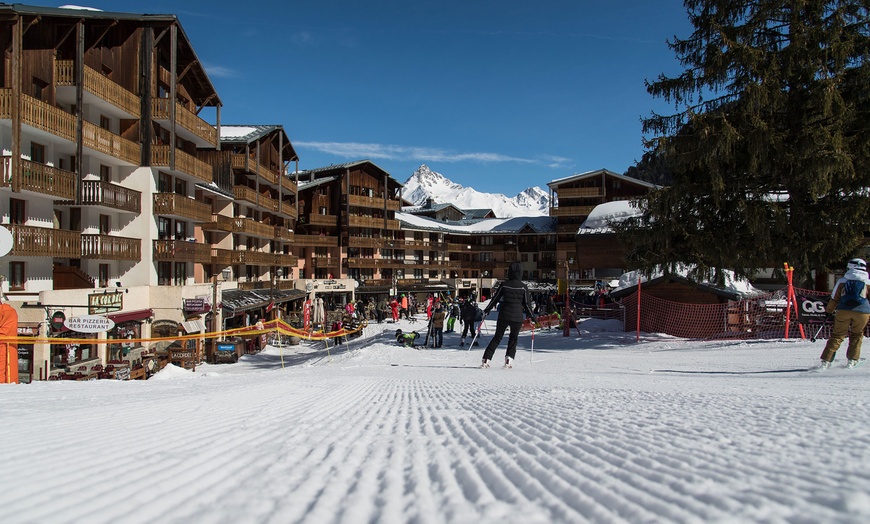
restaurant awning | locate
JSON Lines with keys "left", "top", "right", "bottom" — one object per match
{"left": 220, "top": 288, "right": 305, "bottom": 314}
{"left": 108, "top": 309, "right": 154, "bottom": 324}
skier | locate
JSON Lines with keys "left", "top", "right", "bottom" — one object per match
{"left": 459, "top": 297, "right": 480, "bottom": 347}
{"left": 389, "top": 296, "right": 399, "bottom": 323}
{"left": 446, "top": 299, "right": 459, "bottom": 333}
{"left": 820, "top": 258, "right": 870, "bottom": 369}
{"left": 480, "top": 261, "right": 537, "bottom": 369}
{"left": 430, "top": 302, "right": 446, "bottom": 347}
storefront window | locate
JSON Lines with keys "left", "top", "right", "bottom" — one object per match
{"left": 107, "top": 321, "right": 142, "bottom": 361}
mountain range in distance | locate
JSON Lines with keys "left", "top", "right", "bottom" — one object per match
{"left": 401, "top": 165, "right": 550, "bottom": 218}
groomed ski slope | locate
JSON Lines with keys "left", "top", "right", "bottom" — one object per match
{"left": 1, "top": 314, "right": 869, "bottom": 524}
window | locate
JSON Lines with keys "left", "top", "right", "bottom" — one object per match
{"left": 319, "top": 206, "right": 327, "bottom": 215}
{"left": 175, "top": 221, "right": 187, "bottom": 240}
{"left": 99, "top": 264, "right": 109, "bottom": 288}
{"left": 174, "top": 178, "right": 187, "bottom": 196}
{"left": 30, "top": 143, "right": 45, "bottom": 164}
{"left": 174, "top": 262, "right": 187, "bottom": 286}
{"left": 70, "top": 208, "right": 81, "bottom": 232}
{"left": 158, "top": 262, "right": 171, "bottom": 286}
{"left": 9, "top": 198, "right": 25, "bottom": 225}
{"left": 99, "top": 165, "right": 111, "bottom": 182}
{"left": 158, "top": 173, "right": 172, "bottom": 193}
{"left": 32, "top": 77, "right": 47, "bottom": 100}
{"left": 157, "top": 217, "right": 171, "bottom": 239}
{"left": 99, "top": 215, "right": 110, "bottom": 235}
{"left": 9, "top": 262, "right": 25, "bottom": 291}
{"left": 99, "top": 115, "right": 111, "bottom": 131}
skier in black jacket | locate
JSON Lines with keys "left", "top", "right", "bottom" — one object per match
{"left": 481, "top": 261, "right": 536, "bottom": 368}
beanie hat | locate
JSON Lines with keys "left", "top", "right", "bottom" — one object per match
{"left": 848, "top": 258, "right": 867, "bottom": 270}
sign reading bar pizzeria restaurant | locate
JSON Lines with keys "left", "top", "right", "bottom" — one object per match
{"left": 88, "top": 291, "right": 123, "bottom": 315}
{"left": 64, "top": 315, "right": 115, "bottom": 333}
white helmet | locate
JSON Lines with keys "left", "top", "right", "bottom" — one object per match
{"left": 847, "top": 258, "right": 867, "bottom": 270}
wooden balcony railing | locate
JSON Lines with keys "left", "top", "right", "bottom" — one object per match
{"left": 153, "top": 193, "right": 212, "bottom": 222}
{"left": 348, "top": 194, "right": 402, "bottom": 211}
{"left": 211, "top": 248, "right": 236, "bottom": 267}
{"left": 303, "top": 213, "right": 337, "bottom": 227}
{"left": 1, "top": 90, "right": 140, "bottom": 165}
{"left": 274, "top": 227, "right": 294, "bottom": 242}
{"left": 82, "top": 120, "right": 140, "bottom": 165}
{"left": 6, "top": 225, "right": 81, "bottom": 258}
{"left": 293, "top": 234, "right": 338, "bottom": 247}
{"left": 233, "top": 185, "right": 279, "bottom": 211}
{"left": 549, "top": 205, "right": 597, "bottom": 217}
{"left": 280, "top": 201, "right": 297, "bottom": 219}
{"left": 237, "top": 250, "right": 276, "bottom": 266}
{"left": 348, "top": 237, "right": 384, "bottom": 249}
{"left": 274, "top": 253, "right": 298, "bottom": 267}
{"left": 81, "top": 234, "right": 141, "bottom": 261}
{"left": 2, "top": 157, "right": 77, "bottom": 200}
{"left": 79, "top": 180, "right": 141, "bottom": 213}
{"left": 151, "top": 145, "right": 213, "bottom": 183}
{"left": 233, "top": 217, "right": 275, "bottom": 238}
{"left": 200, "top": 214, "right": 234, "bottom": 232}
{"left": 151, "top": 98, "right": 217, "bottom": 146}
{"left": 556, "top": 187, "right": 604, "bottom": 198}
{"left": 153, "top": 239, "right": 211, "bottom": 263}
{"left": 55, "top": 60, "right": 140, "bottom": 117}
{"left": 231, "top": 154, "right": 279, "bottom": 185}
{"left": 348, "top": 216, "right": 401, "bottom": 229}
{"left": 282, "top": 177, "right": 297, "bottom": 193}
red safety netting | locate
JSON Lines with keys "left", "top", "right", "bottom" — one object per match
{"left": 613, "top": 286, "right": 867, "bottom": 341}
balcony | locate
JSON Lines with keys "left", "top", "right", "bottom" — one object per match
{"left": 556, "top": 187, "right": 604, "bottom": 199}
{"left": 233, "top": 217, "right": 275, "bottom": 239}
{"left": 0, "top": 91, "right": 140, "bottom": 165}
{"left": 200, "top": 214, "right": 234, "bottom": 232}
{"left": 304, "top": 213, "right": 337, "bottom": 227}
{"left": 549, "top": 205, "right": 597, "bottom": 217}
{"left": 5, "top": 225, "right": 80, "bottom": 258}
{"left": 280, "top": 201, "right": 297, "bottom": 219}
{"left": 348, "top": 194, "right": 402, "bottom": 211}
{"left": 55, "top": 60, "right": 140, "bottom": 118}
{"left": 274, "top": 227, "right": 294, "bottom": 242}
{"left": 348, "top": 216, "right": 400, "bottom": 230}
{"left": 2, "top": 157, "right": 77, "bottom": 200}
{"left": 293, "top": 234, "right": 338, "bottom": 247}
{"left": 344, "top": 258, "right": 380, "bottom": 268}
{"left": 153, "top": 239, "right": 211, "bottom": 263}
{"left": 238, "top": 250, "right": 277, "bottom": 266}
{"left": 151, "top": 145, "right": 213, "bottom": 183}
{"left": 81, "top": 234, "right": 141, "bottom": 261}
{"left": 233, "top": 185, "right": 279, "bottom": 212}
{"left": 231, "top": 154, "right": 279, "bottom": 185}
{"left": 274, "top": 253, "right": 298, "bottom": 267}
{"left": 348, "top": 237, "right": 384, "bottom": 249}
{"left": 77, "top": 180, "right": 141, "bottom": 214}
{"left": 151, "top": 98, "right": 217, "bottom": 147}
{"left": 153, "top": 193, "right": 212, "bottom": 222}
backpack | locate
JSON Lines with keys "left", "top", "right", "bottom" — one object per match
{"left": 842, "top": 280, "right": 865, "bottom": 307}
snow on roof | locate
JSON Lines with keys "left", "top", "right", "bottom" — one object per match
{"left": 577, "top": 200, "right": 643, "bottom": 234}
{"left": 397, "top": 212, "right": 556, "bottom": 234}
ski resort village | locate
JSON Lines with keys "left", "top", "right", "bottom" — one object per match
{"left": 1, "top": 3, "right": 869, "bottom": 524}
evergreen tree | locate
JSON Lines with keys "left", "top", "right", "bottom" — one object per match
{"left": 618, "top": 0, "right": 870, "bottom": 286}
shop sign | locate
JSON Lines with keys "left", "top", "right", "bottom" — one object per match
{"left": 183, "top": 298, "right": 207, "bottom": 312}
{"left": 169, "top": 349, "right": 195, "bottom": 360}
{"left": 152, "top": 320, "right": 179, "bottom": 332}
{"left": 64, "top": 315, "right": 115, "bottom": 333}
{"left": 317, "top": 279, "right": 347, "bottom": 290}
{"left": 88, "top": 292, "right": 123, "bottom": 314}
{"left": 17, "top": 325, "right": 38, "bottom": 336}
{"left": 460, "top": 280, "right": 473, "bottom": 288}
{"left": 217, "top": 343, "right": 235, "bottom": 352}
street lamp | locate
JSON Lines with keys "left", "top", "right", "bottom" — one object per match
{"left": 271, "top": 268, "right": 284, "bottom": 321}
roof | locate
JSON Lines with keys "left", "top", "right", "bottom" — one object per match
{"left": 0, "top": 4, "right": 221, "bottom": 107}
{"left": 463, "top": 209, "right": 495, "bottom": 219}
{"left": 397, "top": 212, "right": 557, "bottom": 235}
{"left": 220, "top": 288, "right": 305, "bottom": 314}
{"left": 219, "top": 125, "right": 298, "bottom": 162}
{"left": 295, "top": 160, "right": 403, "bottom": 188}
{"left": 577, "top": 200, "right": 644, "bottom": 234}
{"left": 609, "top": 274, "right": 763, "bottom": 302}
{"left": 547, "top": 168, "right": 659, "bottom": 190}
{"left": 297, "top": 174, "right": 341, "bottom": 191}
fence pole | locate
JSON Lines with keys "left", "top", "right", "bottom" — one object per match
{"left": 636, "top": 276, "right": 642, "bottom": 342}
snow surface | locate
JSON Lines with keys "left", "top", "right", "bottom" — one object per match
{"left": 2, "top": 310, "right": 869, "bottom": 524}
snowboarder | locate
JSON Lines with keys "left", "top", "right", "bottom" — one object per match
{"left": 820, "top": 258, "right": 870, "bottom": 369}
{"left": 480, "top": 261, "right": 537, "bottom": 369}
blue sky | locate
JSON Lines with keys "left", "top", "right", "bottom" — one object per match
{"left": 52, "top": 1, "right": 692, "bottom": 196}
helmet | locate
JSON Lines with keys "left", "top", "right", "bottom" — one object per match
{"left": 848, "top": 258, "right": 867, "bottom": 270}
{"left": 395, "top": 329, "right": 403, "bottom": 337}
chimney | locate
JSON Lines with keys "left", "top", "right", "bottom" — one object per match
{"left": 426, "top": 197, "right": 434, "bottom": 209}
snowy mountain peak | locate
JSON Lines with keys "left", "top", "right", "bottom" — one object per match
{"left": 402, "top": 165, "right": 549, "bottom": 218}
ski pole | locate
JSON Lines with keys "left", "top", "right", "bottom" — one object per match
{"left": 530, "top": 322, "right": 535, "bottom": 364}
{"left": 467, "top": 313, "right": 487, "bottom": 351}
{"left": 811, "top": 314, "right": 832, "bottom": 343}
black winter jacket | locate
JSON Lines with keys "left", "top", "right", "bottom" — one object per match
{"left": 484, "top": 262, "right": 535, "bottom": 323}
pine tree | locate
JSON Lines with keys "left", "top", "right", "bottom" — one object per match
{"left": 618, "top": 0, "right": 870, "bottom": 286}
